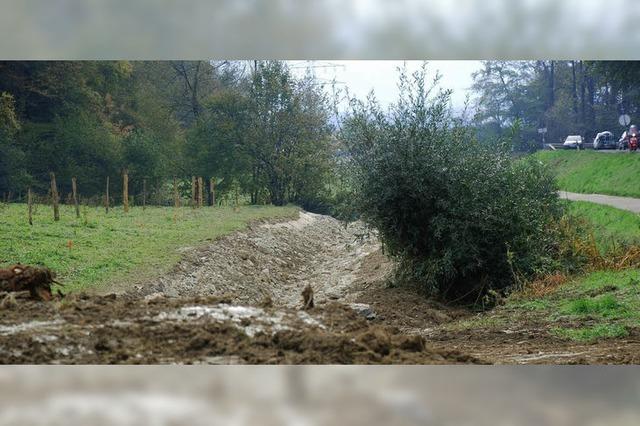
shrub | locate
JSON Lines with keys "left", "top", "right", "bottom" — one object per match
{"left": 340, "top": 65, "right": 566, "bottom": 302}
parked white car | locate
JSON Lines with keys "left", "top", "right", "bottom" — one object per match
{"left": 563, "top": 135, "right": 583, "bottom": 149}
{"left": 593, "top": 131, "right": 617, "bottom": 149}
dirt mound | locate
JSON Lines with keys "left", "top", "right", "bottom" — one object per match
{"left": 0, "top": 212, "right": 486, "bottom": 364}
{"left": 357, "top": 285, "right": 471, "bottom": 332}
{"left": 0, "top": 295, "right": 481, "bottom": 364}
{"left": 133, "top": 211, "right": 379, "bottom": 308}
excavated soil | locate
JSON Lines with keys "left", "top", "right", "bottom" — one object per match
{"left": 0, "top": 293, "right": 478, "bottom": 364}
{"left": 2, "top": 210, "right": 638, "bottom": 364}
{"left": 0, "top": 212, "right": 479, "bottom": 364}
{"left": 133, "top": 212, "right": 380, "bottom": 307}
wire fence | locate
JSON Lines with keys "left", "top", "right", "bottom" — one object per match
{"left": 0, "top": 173, "right": 243, "bottom": 224}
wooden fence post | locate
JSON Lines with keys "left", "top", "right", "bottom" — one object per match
{"left": 173, "top": 177, "right": 180, "bottom": 208}
{"left": 71, "top": 177, "right": 80, "bottom": 218}
{"left": 142, "top": 178, "right": 147, "bottom": 210}
{"left": 191, "top": 176, "right": 196, "bottom": 208}
{"left": 214, "top": 178, "right": 216, "bottom": 207}
{"left": 123, "top": 169, "right": 129, "bottom": 213}
{"left": 50, "top": 172, "right": 60, "bottom": 221}
{"left": 27, "top": 187, "right": 33, "bottom": 226}
{"left": 197, "top": 177, "right": 204, "bottom": 208}
{"left": 105, "top": 176, "right": 110, "bottom": 214}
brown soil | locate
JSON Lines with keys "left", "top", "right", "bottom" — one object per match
{"left": 427, "top": 326, "right": 640, "bottom": 364}
{"left": 424, "top": 307, "right": 640, "bottom": 365}
{"left": 0, "top": 294, "right": 478, "bottom": 364}
{"left": 347, "top": 248, "right": 640, "bottom": 364}
{"left": 2, "top": 211, "right": 638, "bottom": 364}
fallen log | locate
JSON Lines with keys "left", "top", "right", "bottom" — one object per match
{"left": 0, "top": 265, "right": 60, "bottom": 301}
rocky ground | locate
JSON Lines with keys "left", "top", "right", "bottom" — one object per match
{"left": 133, "top": 212, "right": 381, "bottom": 308}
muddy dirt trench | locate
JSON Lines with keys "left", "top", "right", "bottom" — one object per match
{"left": 135, "top": 211, "right": 383, "bottom": 308}
{"left": 0, "top": 211, "right": 478, "bottom": 364}
{"left": 2, "top": 211, "right": 638, "bottom": 364}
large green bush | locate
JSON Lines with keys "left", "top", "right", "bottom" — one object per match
{"left": 340, "top": 66, "right": 564, "bottom": 302}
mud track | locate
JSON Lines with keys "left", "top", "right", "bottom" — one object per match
{"left": 1, "top": 211, "right": 637, "bottom": 364}
{"left": 0, "top": 212, "right": 479, "bottom": 364}
{"left": 134, "top": 212, "right": 381, "bottom": 307}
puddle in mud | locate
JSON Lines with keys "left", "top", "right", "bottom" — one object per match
{"left": 155, "top": 304, "right": 325, "bottom": 337}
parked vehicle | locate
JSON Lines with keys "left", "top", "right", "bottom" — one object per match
{"left": 562, "top": 135, "right": 583, "bottom": 149}
{"left": 630, "top": 133, "right": 639, "bottom": 151}
{"left": 593, "top": 131, "right": 617, "bottom": 149}
{"left": 619, "top": 125, "right": 639, "bottom": 151}
{"left": 618, "top": 131, "right": 628, "bottom": 150}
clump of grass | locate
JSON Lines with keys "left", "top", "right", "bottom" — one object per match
{"left": 562, "top": 294, "right": 626, "bottom": 318}
{"left": 552, "top": 324, "right": 629, "bottom": 342}
{"left": 548, "top": 204, "right": 640, "bottom": 279}
{"left": 510, "top": 299, "right": 552, "bottom": 311}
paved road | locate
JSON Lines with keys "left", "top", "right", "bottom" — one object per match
{"left": 560, "top": 191, "right": 640, "bottom": 213}
{"left": 547, "top": 146, "right": 639, "bottom": 153}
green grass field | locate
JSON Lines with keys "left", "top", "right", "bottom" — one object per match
{"left": 546, "top": 201, "right": 640, "bottom": 340}
{"left": 535, "top": 150, "right": 640, "bottom": 198}
{"left": 450, "top": 268, "right": 640, "bottom": 342}
{"left": 566, "top": 200, "right": 640, "bottom": 250}
{"left": 0, "top": 203, "right": 298, "bottom": 292}
{"left": 529, "top": 269, "right": 640, "bottom": 342}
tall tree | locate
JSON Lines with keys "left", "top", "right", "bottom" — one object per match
{"left": 246, "top": 61, "right": 332, "bottom": 206}
{"left": 0, "top": 92, "right": 27, "bottom": 194}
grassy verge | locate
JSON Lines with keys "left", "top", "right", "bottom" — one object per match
{"left": 524, "top": 269, "right": 640, "bottom": 342}
{"left": 535, "top": 150, "right": 640, "bottom": 198}
{"left": 0, "top": 203, "right": 298, "bottom": 293}
{"left": 446, "top": 268, "right": 640, "bottom": 343}
{"left": 444, "top": 201, "right": 640, "bottom": 342}
{"left": 518, "top": 201, "right": 640, "bottom": 342}
{"left": 566, "top": 200, "right": 640, "bottom": 251}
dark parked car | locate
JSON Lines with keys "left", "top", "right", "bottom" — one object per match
{"left": 593, "top": 131, "right": 617, "bottom": 149}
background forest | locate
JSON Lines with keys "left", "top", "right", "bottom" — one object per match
{"left": 2, "top": 60, "right": 640, "bottom": 212}
{"left": 0, "top": 61, "right": 334, "bottom": 211}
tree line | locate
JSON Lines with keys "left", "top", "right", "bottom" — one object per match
{"left": 0, "top": 61, "right": 335, "bottom": 210}
{"left": 4, "top": 60, "right": 640, "bottom": 213}
{"left": 471, "top": 61, "right": 640, "bottom": 150}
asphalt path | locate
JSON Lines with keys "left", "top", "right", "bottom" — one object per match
{"left": 560, "top": 191, "right": 640, "bottom": 213}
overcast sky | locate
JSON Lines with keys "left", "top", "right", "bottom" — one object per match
{"left": 290, "top": 60, "right": 482, "bottom": 111}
